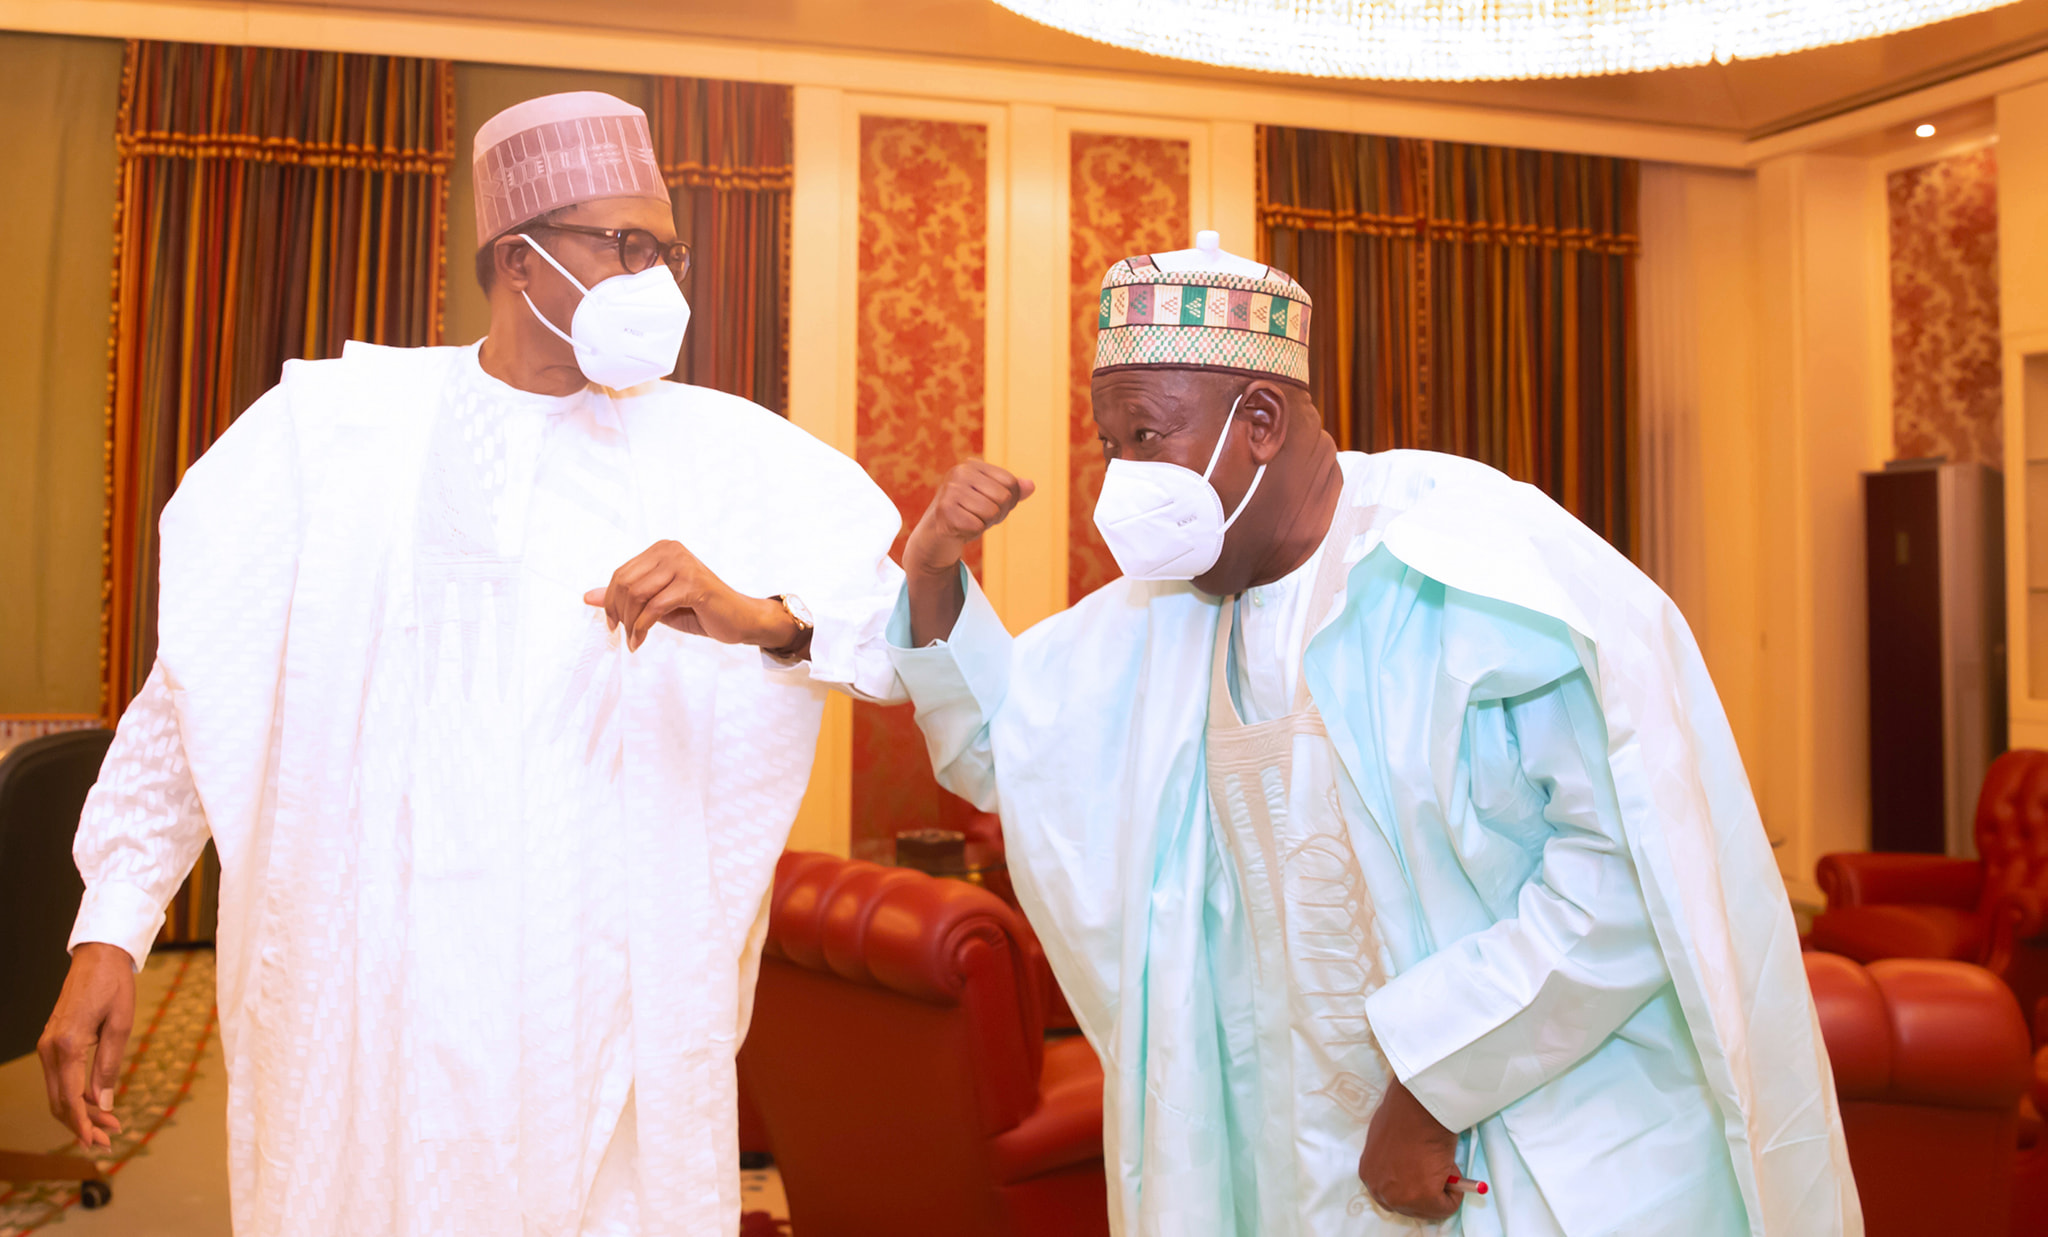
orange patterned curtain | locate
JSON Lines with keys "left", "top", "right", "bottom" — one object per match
{"left": 1260, "top": 126, "right": 1640, "bottom": 555}
{"left": 649, "top": 78, "right": 792, "bottom": 413}
{"left": 104, "top": 41, "right": 454, "bottom": 721}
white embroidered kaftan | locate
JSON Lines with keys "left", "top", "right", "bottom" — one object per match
{"left": 69, "top": 342, "right": 906, "bottom": 1237}
{"left": 888, "top": 451, "right": 1859, "bottom": 1237}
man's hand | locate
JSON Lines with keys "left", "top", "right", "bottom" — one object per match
{"left": 903, "top": 462, "right": 1034, "bottom": 646}
{"left": 583, "top": 541, "right": 800, "bottom": 654}
{"left": 904, "top": 462, "right": 1035, "bottom": 579}
{"left": 1358, "top": 1077, "right": 1463, "bottom": 1221}
{"left": 38, "top": 943, "right": 134, "bottom": 1151}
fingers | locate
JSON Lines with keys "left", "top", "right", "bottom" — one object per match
{"left": 954, "top": 462, "right": 1035, "bottom": 510}
{"left": 55, "top": 1038, "right": 100, "bottom": 1149}
{"left": 628, "top": 583, "right": 695, "bottom": 652}
{"left": 944, "top": 467, "right": 1034, "bottom": 535}
{"left": 606, "top": 544, "right": 687, "bottom": 641}
{"left": 88, "top": 1010, "right": 130, "bottom": 1140}
{"left": 38, "top": 1022, "right": 103, "bottom": 1149}
{"left": 582, "top": 588, "right": 606, "bottom": 608}
{"left": 1365, "top": 1176, "right": 1462, "bottom": 1221}
{"left": 37, "top": 1028, "right": 69, "bottom": 1134}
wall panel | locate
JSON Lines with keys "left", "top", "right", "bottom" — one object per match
{"left": 1888, "top": 145, "right": 2001, "bottom": 467}
{"left": 1065, "top": 133, "right": 1191, "bottom": 602}
{"left": 849, "top": 115, "right": 990, "bottom": 853}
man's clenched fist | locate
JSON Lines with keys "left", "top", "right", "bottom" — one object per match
{"left": 904, "top": 461, "right": 1036, "bottom": 580}
{"left": 902, "top": 461, "right": 1035, "bottom": 647}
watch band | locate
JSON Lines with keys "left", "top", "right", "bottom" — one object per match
{"left": 764, "top": 594, "right": 813, "bottom": 660}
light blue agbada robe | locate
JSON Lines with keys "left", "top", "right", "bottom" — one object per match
{"left": 886, "top": 450, "right": 1859, "bottom": 1237}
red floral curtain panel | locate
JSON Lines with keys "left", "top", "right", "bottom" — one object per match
{"left": 649, "top": 77, "right": 792, "bottom": 413}
{"left": 1259, "top": 127, "right": 1640, "bottom": 555}
{"left": 102, "top": 41, "right": 452, "bottom": 945}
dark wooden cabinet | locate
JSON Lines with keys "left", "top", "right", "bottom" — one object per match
{"left": 1864, "top": 461, "right": 2006, "bottom": 856}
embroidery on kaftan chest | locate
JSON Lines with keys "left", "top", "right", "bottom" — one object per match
{"left": 1211, "top": 744, "right": 1389, "bottom": 1070}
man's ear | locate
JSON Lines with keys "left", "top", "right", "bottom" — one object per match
{"left": 1239, "top": 380, "right": 1291, "bottom": 464}
{"left": 493, "top": 236, "right": 533, "bottom": 292}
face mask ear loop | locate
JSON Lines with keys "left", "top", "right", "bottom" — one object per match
{"left": 513, "top": 232, "right": 589, "bottom": 349}
{"left": 514, "top": 232, "right": 591, "bottom": 295}
{"left": 1220, "top": 464, "right": 1267, "bottom": 532}
{"left": 1206, "top": 390, "right": 1264, "bottom": 532}
{"left": 1201, "top": 393, "right": 1247, "bottom": 481}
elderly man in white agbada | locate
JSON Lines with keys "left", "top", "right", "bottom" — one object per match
{"left": 36, "top": 91, "right": 904, "bottom": 1237}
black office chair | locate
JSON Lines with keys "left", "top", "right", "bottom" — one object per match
{"left": 0, "top": 728, "right": 116, "bottom": 1208}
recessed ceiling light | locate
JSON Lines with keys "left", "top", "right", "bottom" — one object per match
{"left": 1916, "top": 123, "right": 1937, "bottom": 137}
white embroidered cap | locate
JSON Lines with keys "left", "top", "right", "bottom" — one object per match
{"left": 472, "top": 91, "right": 670, "bottom": 247}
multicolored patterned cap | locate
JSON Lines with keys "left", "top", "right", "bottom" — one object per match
{"left": 1094, "top": 251, "right": 1312, "bottom": 385}
{"left": 472, "top": 91, "right": 670, "bottom": 248}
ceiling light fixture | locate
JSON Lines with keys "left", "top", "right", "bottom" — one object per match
{"left": 1915, "top": 123, "right": 1938, "bottom": 137}
{"left": 992, "top": 0, "right": 2024, "bottom": 81}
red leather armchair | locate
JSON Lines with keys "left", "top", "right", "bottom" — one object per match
{"left": 1810, "top": 750, "right": 2048, "bottom": 1019}
{"left": 737, "top": 851, "right": 1110, "bottom": 1237}
{"left": 1806, "top": 952, "right": 2033, "bottom": 1237}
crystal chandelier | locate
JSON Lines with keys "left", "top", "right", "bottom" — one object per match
{"left": 991, "top": 0, "right": 2022, "bottom": 81}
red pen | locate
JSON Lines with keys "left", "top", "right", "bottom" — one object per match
{"left": 1447, "top": 1173, "right": 1489, "bottom": 1196}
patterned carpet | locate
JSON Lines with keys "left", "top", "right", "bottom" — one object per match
{"left": 0, "top": 950, "right": 218, "bottom": 1237}
{"left": 0, "top": 949, "right": 798, "bottom": 1236}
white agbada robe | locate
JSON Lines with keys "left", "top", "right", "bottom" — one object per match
{"left": 69, "top": 341, "right": 906, "bottom": 1237}
{"left": 888, "top": 450, "right": 1860, "bottom": 1237}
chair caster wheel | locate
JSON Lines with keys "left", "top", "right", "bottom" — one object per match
{"left": 80, "top": 1179, "right": 112, "bottom": 1209}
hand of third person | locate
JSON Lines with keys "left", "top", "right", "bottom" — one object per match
{"left": 584, "top": 541, "right": 800, "bottom": 654}
{"left": 903, "top": 461, "right": 1036, "bottom": 580}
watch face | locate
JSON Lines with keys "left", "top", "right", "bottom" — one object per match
{"left": 783, "top": 594, "right": 814, "bottom": 628}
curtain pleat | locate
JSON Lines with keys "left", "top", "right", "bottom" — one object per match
{"left": 648, "top": 77, "right": 792, "bottom": 414}
{"left": 102, "top": 40, "right": 452, "bottom": 944}
{"left": 1260, "top": 126, "right": 1639, "bottom": 555}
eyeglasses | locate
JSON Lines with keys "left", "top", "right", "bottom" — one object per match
{"left": 531, "top": 222, "right": 692, "bottom": 284}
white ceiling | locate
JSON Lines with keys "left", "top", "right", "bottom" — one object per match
{"left": 138, "top": 0, "right": 2048, "bottom": 136}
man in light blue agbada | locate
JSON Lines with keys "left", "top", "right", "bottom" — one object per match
{"left": 884, "top": 239, "right": 1860, "bottom": 1236}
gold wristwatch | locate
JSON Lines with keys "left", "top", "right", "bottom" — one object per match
{"left": 764, "top": 594, "right": 814, "bottom": 660}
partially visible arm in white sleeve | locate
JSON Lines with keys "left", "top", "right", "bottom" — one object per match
{"left": 1363, "top": 666, "right": 1670, "bottom": 1133}
{"left": 68, "top": 660, "right": 212, "bottom": 971}
{"left": 761, "top": 554, "right": 910, "bottom": 705}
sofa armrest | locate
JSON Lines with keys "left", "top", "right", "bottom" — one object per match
{"left": 991, "top": 1037, "right": 1104, "bottom": 1184}
{"left": 1869, "top": 958, "right": 2032, "bottom": 1109}
{"left": 1983, "top": 888, "right": 2048, "bottom": 976}
{"left": 1815, "top": 852, "right": 1984, "bottom": 912}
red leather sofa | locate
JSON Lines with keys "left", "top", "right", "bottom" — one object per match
{"left": 1806, "top": 952, "right": 2033, "bottom": 1236}
{"left": 736, "top": 851, "right": 1110, "bottom": 1237}
{"left": 1810, "top": 750, "right": 2048, "bottom": 1022}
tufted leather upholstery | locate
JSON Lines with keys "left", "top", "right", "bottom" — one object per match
{"left": 1811, "top": 751, "right": 2048, "bottom": 1023}
{"left": 736, "top": 851, "right": 1109, "bottom": 1237}
{"left": 1806, "top": 953, "right": 2032, "bottom": 1237}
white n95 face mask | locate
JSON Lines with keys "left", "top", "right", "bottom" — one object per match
{"left": 1092, "top": 394, "right": 1267, "bottom": 581}
{"left": 517, "top": 233, "right": 690, "bottom": 390}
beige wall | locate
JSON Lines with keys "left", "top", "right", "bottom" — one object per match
{"left": 0, "top": 32, "right": 122, "bottom": 715}
{"left": 1640, "top": 153, "right": 1891, "bottom": 906}
{"left": 2002, "top": 83, "right": 2048, "bottom": 750}
{"left": 1755, "top": 153, "right": 1890, "bottom": 902}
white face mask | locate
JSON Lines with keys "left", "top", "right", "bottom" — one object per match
{"left": 1092, "top": 394, "right": 1267, "bottom": 581}
{"left": 517, "top": 232, "right": 690, "bottom": 390}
